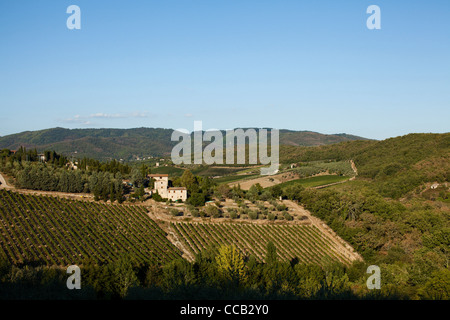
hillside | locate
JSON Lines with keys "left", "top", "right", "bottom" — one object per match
{"left": 280, "top": 133, "right": 450, "bottom": 198}
{"left": 0, "top": 127, "right": 368, "bottom": 161}
{"left": 279, "top": 130, "right": 369, "bottom": 146}
{"left": 0, "top": 127, "right": 176, "bottom": 161}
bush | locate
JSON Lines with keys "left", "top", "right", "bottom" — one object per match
{"left": 187, "top": 205, "right": 200, "bottom": 217}
{"left": 205, "top": 205, "right": 222, "bottom": 218}
{"left": 227, "top": 208, "right": 239, "bottom": 219}
{"left": 283, "top": 212, "right": 293, "bottom": 221}
{"left": 248, "top": 210, "right": 258, "bottom": 220}
{"left": 169, "top": 208, "right": 182, "bottom": 217}
{"left": 230, "top": 211, "right": 239, "bottom": 219}
{"left": 151, "top": 191, "right": 164, "bottom": 202}
{"left": 268, "top": 213, "right": 276, "bottom": 221}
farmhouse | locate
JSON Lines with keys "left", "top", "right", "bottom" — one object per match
{"left": 148, "top": 174, "right": 187, "bottom": 202}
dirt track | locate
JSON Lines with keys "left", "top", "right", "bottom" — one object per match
{"left": 0, "top": 173, "right": 12, "bottom": 189}
{"left": 228, "top": 171, "right": 301, "bottom": 190}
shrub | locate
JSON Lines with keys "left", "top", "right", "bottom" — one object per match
{"left": 169, "top": 208, "right": 182, "bottom": 217}
{"left": 283, "top": 212, "right": 293, "bottom": 221}
{"left": 248, "top": 210, "right": 258, "bottom": 220}
{"left": 205, "top": 205, "right": 222, "bottom": 218}
{"left": 229, "top": 210, "right": 238, "bottom": 219}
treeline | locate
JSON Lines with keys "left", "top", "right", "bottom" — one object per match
{"left": 0, "top": 148, "right": 126, "bottom": 201}
{"left": 14, "top": 163, "right": 124, "bottom": 202}
{"left": 77, "top": 157, "right": 131, "bottom": 175}
{"left": 5, "top": 243, "right": 448, "bottom": 300}
{"left": 0, "top": 147, "right": 68, "bottom": 167}
{"left": 276, "top": 182, "right": 450, "bottom": 299}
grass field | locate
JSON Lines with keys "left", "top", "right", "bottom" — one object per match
{"left": 274, "top": 175, "right": 350, "bottom": 189}
{"left": 213, "top": 174, "right": 260, "bottom": 184}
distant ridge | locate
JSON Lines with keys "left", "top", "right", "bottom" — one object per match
{"left": 0, "top": 127, "right": 369, "bottom": 161}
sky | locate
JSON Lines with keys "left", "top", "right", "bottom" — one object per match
{"left": 0, "top": 0, "right": 449, "bottom": 140}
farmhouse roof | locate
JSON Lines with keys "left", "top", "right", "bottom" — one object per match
{"left": 148, "top": 174, "right": 169, "bottom": 177}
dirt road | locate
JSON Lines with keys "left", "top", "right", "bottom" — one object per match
{"left": 0, "top": 173, "right": 12, "bottom": 189}
{"left": 228, "top": 171, "right": 300, "bottom": 190}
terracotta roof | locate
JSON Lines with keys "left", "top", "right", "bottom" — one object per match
{"left": 168, "top": 187, "right": 187, "bottom": 190}
{"left": 148, "top": 174, "right": 169, "bottom": 177}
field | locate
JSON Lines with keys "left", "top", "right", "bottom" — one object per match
{"left": 151, "top": 166, "right": 185, "bottom": 177}
{"left": 214, "top": 174, "right": 260, "bottom": 184}
{"left": 171, "top": 222, "right": 354, "bottom": 265}
{"left": 292, "top": 160, "right": 355, "bottom": 178}
{"left": 275, "top": 175, "right": 350, "bottom": 189}
{"left": 0, "top": 190, "right": 182, "bottom": 266}
{"left": 0, "top": 188, "right": 361, "bottom": 268}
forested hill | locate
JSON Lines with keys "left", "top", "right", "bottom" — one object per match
{"left": 0, "top": 127, "right": 368, "bottom": 161}
{"left": 281, "top": 133, "right": 450, "bottom": 198}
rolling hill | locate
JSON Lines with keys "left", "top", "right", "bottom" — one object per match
{"left": 280, "top": 132, "right": 450, "bottom": 198}
{"left": 0, "top": 127, "right": 368, "bottom": 161}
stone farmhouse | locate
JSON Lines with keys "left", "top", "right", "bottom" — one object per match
{"left": 148, "top": 174, "right": 187, "bottom": 202}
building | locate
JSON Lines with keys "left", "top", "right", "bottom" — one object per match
{"left": 430, "top": 183, "right": 440, "bottom": 189}
{"left": 167, "top": 187, "right": 188, "bottom": 202}
{"left": 148, "top": 174, "right": 187, "bottom": 202}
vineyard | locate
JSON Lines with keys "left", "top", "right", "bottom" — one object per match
{"left": 0, "top": 189, "right": 358, "bottom": 269}
{"left": 171, "top": 221, "right": 354, "bottom": 266}
{"left": 0, "top": 190, "right": 182, "bottom": 266}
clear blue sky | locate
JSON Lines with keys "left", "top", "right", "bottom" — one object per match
{"left": 0, "top": 0, "right": 449, "bottom": 140}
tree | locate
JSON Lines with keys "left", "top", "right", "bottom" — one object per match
{"left": 283, "top": 184, "right": 305, "bottom": 201}
{"left": 271, "top": 184, "right": 283, "bottom": 198}
{"left": 109, "top": 183, "right": 116, "bottom": 202}
{"left": 106, "top": 256, "right": 138, "bottom": 298}
{"left": 180, "top": 169, "right": 196, "bottom": 193}
{"left": 187, "top": 192, "right": 206, "bottom": 207}
{"left": 215, "top": 245, "right": 247, "bottom": 285}
{"left": 266, "top": 241, "right": 277, "bottom": 265}
{"left": 215, "top": 184, "right": 231, "bottom": 199}
{"left": 418, "top": 269, "right": 450, "bottom": 300}
{"left": 205, "top": 204, "right": 221, "bottom": 218}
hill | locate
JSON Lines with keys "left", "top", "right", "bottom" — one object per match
{"left": 280, "top": 133, "right": 450, "bottom": 198}
{"left": 0, "top": 127, "right": 368, "bottom": 161}
{"left": 279, "top": 130, "right": 369, "bottom": 146}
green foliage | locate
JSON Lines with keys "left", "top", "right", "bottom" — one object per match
{"left": 169, "top": 208, "right": 182, "bottom": 217}
{"left": 215, "top": 245, "right": 247, "bottom": 285}
{"left": 0, "top": 150, "right": 126, "bottom": 201}
{"left": 418, "top": 269, "right": 450, "bottom": 300}
{"left": 265, "top": 242, "right": 277, "bottom": 265}
{"left": 186, "top": 192, "right": 207, "bottom": 207}
{"left": 281, "top": 133, "right": 450, "bottom": 199}
{"left": 205, "top": 204, "right": 222, "bottom": 218}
